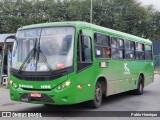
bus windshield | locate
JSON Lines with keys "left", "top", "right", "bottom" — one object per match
{"left": 12, "top": 27, "right": 75, "bottom": 72}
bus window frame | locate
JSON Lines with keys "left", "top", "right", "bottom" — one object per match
{"left": 94, "top": 32, "right": 111, "bottom": 60}
{"left": 135, "top": 42, "right": 145, "bottom": 60}
{"left": 111, "top": 37, "right": 125, "bottom": 60}
{"left": 77, "top": 33, "right": 93, "bottom": 72}
{"left": 144, "top": 44, "right": 153, "bottom": 61}
{"left": 124, "top": 39, "right": 136, "bottom": 60}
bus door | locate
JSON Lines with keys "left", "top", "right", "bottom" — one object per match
{"left": 75, "top": 28, "right": 96, "bottom": 101}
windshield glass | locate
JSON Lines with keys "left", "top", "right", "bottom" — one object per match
{"left": 12, "top": 27, "right": 75, "bottom": 71}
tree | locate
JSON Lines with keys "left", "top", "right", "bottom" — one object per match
{"left": 0, "top": 0, "right": 159, "bottom": 40}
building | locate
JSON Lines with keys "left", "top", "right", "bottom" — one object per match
{"left": 0, "top": 34, "right": 15, "bottom": 76}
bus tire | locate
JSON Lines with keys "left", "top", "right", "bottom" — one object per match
{"left": 89, "top": 81, "right": 102, "bottom": 108}
{"left": 134, "top": 76, "right": 144, "bottom": 95}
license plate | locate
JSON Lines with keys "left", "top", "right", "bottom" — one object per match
{"left": 30, "top": 93, "right": 41, "bottom": 98}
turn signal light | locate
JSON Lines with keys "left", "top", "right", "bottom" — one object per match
{"left": 77, "top": 85, "right": 83, "bottom": 89}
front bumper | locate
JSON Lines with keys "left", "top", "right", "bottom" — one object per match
{"left": 10, "top": 83, "right": 78, "bottom": 105}
{"left": 10, "top": 82, "right": 94, "bottom": 105}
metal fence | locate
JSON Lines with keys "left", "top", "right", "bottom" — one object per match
{"left": 154, "top": 55, "right": 160, "bottom": 74}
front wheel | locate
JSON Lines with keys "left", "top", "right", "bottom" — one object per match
{"left": 89, "top": 81, "right": 102, "bottom": 108}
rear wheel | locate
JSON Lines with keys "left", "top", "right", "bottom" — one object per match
{"left": 89, "top": 81, "right": 102, "bottom": 108}
{"left": 134, "top": 76, "right": 144, "bottom": 95}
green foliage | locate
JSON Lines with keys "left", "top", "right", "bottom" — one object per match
{"left": 0, "top": 0, "right": 160, "bottom": 40}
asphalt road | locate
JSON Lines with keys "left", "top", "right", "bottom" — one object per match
{"left": 0, "top": 74, "right": 160, "bottom": 120}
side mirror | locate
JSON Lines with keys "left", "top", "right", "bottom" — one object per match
{"left": 3, "top": 35, "right": 16, "bottom": 56}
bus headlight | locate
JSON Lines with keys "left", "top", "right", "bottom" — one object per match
{"left": 10, "top": 80, "right": 13, "bottom": 84}
{"left": 57, "top": 80, "right": 71, "bottom": 90}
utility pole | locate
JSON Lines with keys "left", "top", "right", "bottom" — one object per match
{"left": 90, "top": 0, "right": 92, "bottom": 23}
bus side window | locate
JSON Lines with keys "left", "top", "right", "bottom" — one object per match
{"left": 77, "top": 35, "right": 93, "bottom": 72}
{"left": 124, "top": 40, "right": 135, "bottom": 60}
{"left": 77, "top": 36, "right": 80, "bottom": 62}
{"left": 94, "top": 33, "right": 111, "bottom": 59}
{"left": 111, "top": 37, "right": 124, "bottom": 59}
{"left": 136, "top": 43, "right": 145, "bottom": 60}
{"left": 81, "top": 36, "right": 92, "bottom": 62}
{"left": 145, "top": 45, "right": 152, "bottom": 60}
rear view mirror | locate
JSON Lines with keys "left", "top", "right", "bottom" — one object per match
{"left": 3, "top": 35, "right": 16, "bottom": 57}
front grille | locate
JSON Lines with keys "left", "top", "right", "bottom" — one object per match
{"left": 22, "top": 88, "right": 51, "bottom": 91}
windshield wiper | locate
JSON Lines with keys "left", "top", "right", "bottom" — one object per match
{"left": 36, "top": 36, "right": 54, "bottom": 74}
{"left": 38, "top": 50, "right": 54, "bottom": 74}
{"left": 18, "top": 39, "right": 37, "bottom": 73}
{"left": 18, "top": 34, "right": 54, "bottom": 74}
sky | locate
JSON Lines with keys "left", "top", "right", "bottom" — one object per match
{"left": 138, "top": 0, "right": 160, "bottom": 11}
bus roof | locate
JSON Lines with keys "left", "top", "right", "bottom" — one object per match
{"left": 19, "top": 21, "right": 152, "bottom": 45}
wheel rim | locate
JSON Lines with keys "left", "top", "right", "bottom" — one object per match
{"left": 95, "top": 86, "right": 102, "bottom": 102}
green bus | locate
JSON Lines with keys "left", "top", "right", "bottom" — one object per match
{"left": 9, "top": 22, "right": 154, "bottom": 108}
